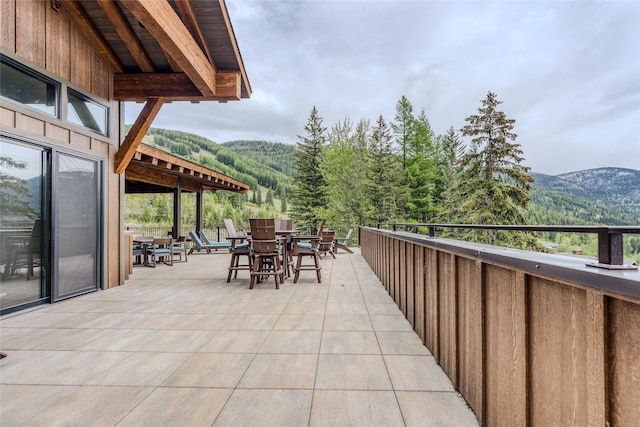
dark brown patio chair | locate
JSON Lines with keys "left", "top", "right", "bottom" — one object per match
{"left": 318, "top": 229, "right": 336, "bottom": 259}
{"left": 249, "top": 218, "right": 284, "bottom": 289}
{"left": 224, "top": 219, "right": 252, "bottom": 281}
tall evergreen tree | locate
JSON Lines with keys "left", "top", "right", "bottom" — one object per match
{"left": 404, "top": 109, "right": 439, "bottom": 222}
{"left": 368, "top": 115, "right": 400, "bottom": 224}
{"left": 321, "top": 117, "right": 374, "bottom": 232}
{"left": 392, "top": 95, "right": 414, "bottom": 170}
{"left": 291, "top": 106, "right": 328, "bottom": 230}
{"left": 458, "top": 91, "right": 536, "bottom": 248}
{"left": 436, "top": 127, "right": 465, "bottom": 222}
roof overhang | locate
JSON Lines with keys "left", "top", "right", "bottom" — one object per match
{"left": 58, "top": 0, "right": 251, "bottom": 102}
{"left": 125, "top": 144, "right": 250, "bottom": 194}
{"left": 61, "top": 0, "right": 254, "bottom": 176}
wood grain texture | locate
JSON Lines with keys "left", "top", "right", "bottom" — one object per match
{"left": 1, "top": 0, "right": 16, "bottom": 51}
{"left": 16, "top": 113, "right": 45, "bottom": 136}
{"left": 46, "top": 3, "right": 70, "bottom": 80}
{"left": 586, "top": 291, "right": 606, "bottom": 427}
{"left": 529, "top": 276, "right": 587, "bottom": 426}
{"left": 91, "top": 51, "right": 110, "bottom": 100}
{"left": 608, "top": 298, "right": 640, "bottom": 426}
{"left": 394, "top": 239, "right": 401, "bottom": 305}
{"left": 399, "top": 241, "right": 407, "bottom": 315}
{"left": 438, "top": 251, "right": 457, "bottom": 384}
{"left": 70, "top": 26, "right": 93, "bottom": 92}
{"left": 484, "top": 266, "right": 526, "bottom": 427}
{"left": 457, "top": 258, "right": 483, "bottom": 421}
{"left": 358, "top": 228, "right": 640, "bottom": 427}
{"left": 45, "top": 122, "right": 70, "bottom": 143}
{"left": 0, "top": 106, "right": 17, "bottom": 128}
{"left": 114, "top": 97, "right": 163, "bottom": 173}
{"left": 16, "top": 0, "right": 46, "bottom": 67}
{"left": 425, "top": 248, "right": 439, "bottom": 357}
{"left": 406, "top": 243, "right": 415, "bottom": 328}
{"left": 414, "top": 245, "right": 426, "bottom": 341}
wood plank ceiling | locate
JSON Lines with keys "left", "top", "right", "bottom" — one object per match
{"left": 57, "top": 0, "right": 252, "bottom": 193}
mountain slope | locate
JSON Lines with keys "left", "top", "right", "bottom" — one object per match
{"left": 530, "top": 168, "right": 640, "bottom": 222}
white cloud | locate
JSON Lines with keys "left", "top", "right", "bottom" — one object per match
{"left": 126, "top": 0, "right": 640, "bottom": 174}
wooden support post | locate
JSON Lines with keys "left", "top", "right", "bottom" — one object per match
{"left": 173, "top": 178, "right": 182, "bottom": 238}
{"left": 114, "top": 98, "right": 163, "bottom": 174}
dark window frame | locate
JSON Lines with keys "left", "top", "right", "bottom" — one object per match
{"left": 0, "top": 54, "right": 60, "bottom": 118}
{"left": 67, "top": 88, "right": 109, "bottom": 137}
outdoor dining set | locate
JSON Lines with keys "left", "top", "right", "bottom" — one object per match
{"left": 133, "top": 218, "right": 353, "bottom": 289}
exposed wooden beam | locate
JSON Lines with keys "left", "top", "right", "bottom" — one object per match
{"left": 119, "top": 0, "right": 217, "bottom": 97}
{"left": 95, "top": 0, "right": 154, "bottom": 73}
{"left": 173, "top": 0, "right": 214, "bottom": 65}
{"left": 114, "top": 98, "right": 164, "bottom": 174}
{"left": 113, "top": 72, "right": 240, "bottom": 101}
{"left": 218, "top": 0, "right": 252, "bottom": 97}
{"left": 59, "top": 0, "right": 124, "bottom": 73}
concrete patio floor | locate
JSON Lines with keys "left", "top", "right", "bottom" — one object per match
{"left": 0, "top": 248, "right": 479, "bottom": 426}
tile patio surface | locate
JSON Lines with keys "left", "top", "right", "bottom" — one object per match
{"left": 0, "top": 247, "right": 479, "bottom": 426}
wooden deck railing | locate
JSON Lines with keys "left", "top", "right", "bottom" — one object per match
{"left": 360, "top": 226, "right": 639, "bottom": 426}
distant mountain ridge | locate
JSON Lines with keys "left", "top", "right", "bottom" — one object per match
{"left": 138, "top": 127, "right": 638, "bottom": 226}
{"left": 530, "top": 167, "right": 640, "bottom": 224}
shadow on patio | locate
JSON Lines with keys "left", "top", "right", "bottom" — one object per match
{"left": 0, "top": 249, "right": 478, "bottom": 426}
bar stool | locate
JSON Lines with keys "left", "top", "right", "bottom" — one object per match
{"left": 291, "top": 235, "right": 322, "bottom": 283}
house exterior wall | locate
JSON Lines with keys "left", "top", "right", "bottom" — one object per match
{"left": 1, "top": 0, "right": 123, "bottom": 290}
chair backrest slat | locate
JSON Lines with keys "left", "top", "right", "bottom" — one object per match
{"left": 249, "top": 218, "right": 277, "bottom": 253}
{"left": 224, "top": 219, "right": 241, "bottom": 238}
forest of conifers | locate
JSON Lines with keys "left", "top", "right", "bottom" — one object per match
{"left": 125, "top": 93, "right": 640, "bottom": 262}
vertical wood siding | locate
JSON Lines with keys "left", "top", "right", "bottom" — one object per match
{"left": 1, "top": 0, "right": 120, "bottom": 290}
{"left": 360, "top": 227, "right": 640, "bottom": 426}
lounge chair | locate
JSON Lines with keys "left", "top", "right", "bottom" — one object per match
{"left": 334, "top": 229, "right": 354, "bottom": 254}
{"left": 188, "top": 230, "right": 231, "bottom": 254}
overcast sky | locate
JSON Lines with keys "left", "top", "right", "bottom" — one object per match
{"left": 125, "top": 0, "right": 640, "bottom": 175}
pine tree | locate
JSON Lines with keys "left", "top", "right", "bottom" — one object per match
{"left": 392, "top": 95, "right": 414, "bottom": 170}
{"left": 321, "top": 116, "right": 375, "bottom": 232}
{"left": 291, "top": 106, "right": 328, "bottom": 230}
{"left": 368, "top": 115, "right": 401, "bottom": 224}
{"left": 404, "top": 109, "right": 439, "bottom": 222}
{"left": 436, "top": 126, "right": 465, "bottom": 224}
{"left": 458, "top": 91, "right": 536, "bottom": 248}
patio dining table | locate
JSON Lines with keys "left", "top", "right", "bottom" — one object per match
{"left": 242, "top": 229, "right": 297, "bottom": 279}
{"left": 132, "top": 236, "right": 154, "bottom": 267}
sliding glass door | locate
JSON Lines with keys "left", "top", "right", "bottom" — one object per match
{"left": 0, "top": 139, "right": 49, "bottom": 313}
{"left": 52, "top": 152, "right": 101, "bottom": 301}
{"left": 1, "top": 138, "right": 102, "bottom": 313}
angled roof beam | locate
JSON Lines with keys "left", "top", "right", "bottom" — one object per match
{"left": 114, "top": 98, "right": 164, "bottom": 174}
{"left": 119, "top": 0, "right": 217, "bottom": 97}
{"left": 59, "top": 0, "right": 124, "bottom": 73}
{"left": 95, "top": 0, "right": 154, "bottom": 73}
{"left": 173, "top": 0, "right": 214, "bottom": 65}
{"left": 218, "top": 0, "right": 252, "bottom": 97}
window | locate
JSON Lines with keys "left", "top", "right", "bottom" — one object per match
{"left": 0, "top": 55, "right": 59, "bottom": 117}
{"left": 67, "top": 90, "right": 108, "bottom": 136}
